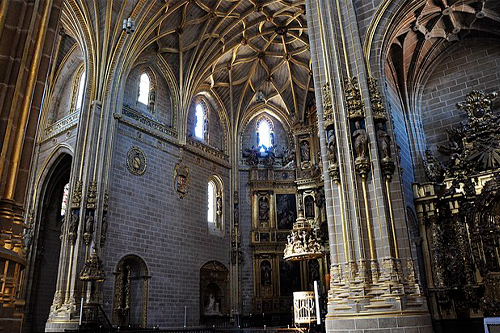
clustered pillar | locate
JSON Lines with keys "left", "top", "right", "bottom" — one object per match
{"left": 306, "top": 0, "right": 432, "bottom": 331}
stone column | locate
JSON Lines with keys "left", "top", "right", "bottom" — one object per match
{"left": 0, "top": 1, "right": 62, "bottom": 331}
{"left": 305, "top": 0, "right": 432, "bottom": 331}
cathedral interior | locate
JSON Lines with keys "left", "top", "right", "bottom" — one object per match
{"left": 0, "top": 0, "right": 500, "bottom": 332}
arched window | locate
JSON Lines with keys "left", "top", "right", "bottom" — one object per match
{"left": 208, "top": 181, "right": 216, "bottom": 224}
{"left": 60, "top": 183, "right": 70, "bottom": 217}
{"left": 75, "top": 72, "right": 86, "bottom": 110}
{"left": 69, "top": 65, "right": 85, "bottom": 113}
{"left": 257, "top": 117, "right": 274, "bottom": 153}
{"left": 195, "top": 104, "right": 205, "bottom": 140}
{"left": 207, "top": 175, "right": 223, "bottom": 234}
{"left": 137, "top": 73, "right": 150, "bottom": 105}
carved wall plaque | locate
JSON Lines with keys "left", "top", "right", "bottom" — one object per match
{"left": 174, "top": 158, "right": 189, "bottom": 198}
{"left": 126, "top": 147, "right": 147, "bottom": 175}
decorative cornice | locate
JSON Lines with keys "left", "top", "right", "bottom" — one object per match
{"left": 42, "top": 111, "right": 79, "bottom": 142}
{"left": 186, "top": 137, "right": 229, "bottom": 163}
{"left": 120, "top": 107, "right": 178, "bottom": 138}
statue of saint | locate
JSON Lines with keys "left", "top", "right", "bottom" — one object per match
{"left": 245, "top": 146, "right": 259, "bottom": 166}
{"left": 376, "top": 123, "right": 391, "bottom": 160}
{"left": 300, "top": 140, "right": 310, "bottom": 162}
{"left": 85, "top": 213, "right": 94, "bottom": 234}
{"left": 259, "top": 197, "right": 269, "bottom": 221}
{"left": 327, "top": 129, "right": 337, "bottom": 165}
{"left": 204, "top": 294, "right": 220, "bottom": 315}
{"left": 69, "top": 210, "right": 79, "bottom": 235}
{"left": 353, "top": 121, "right": 368, "bottom": 160}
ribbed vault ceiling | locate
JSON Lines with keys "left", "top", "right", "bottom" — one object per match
{"left": 60, "top": 0, "right": 313, "bottom": 130}
{"left": 385, "top": 0, "right": 500, "bottom": 104}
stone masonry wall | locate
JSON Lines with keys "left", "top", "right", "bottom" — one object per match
{"left": 102, "top": 121, "right": 231, "bottom": 327}
{"left": 421, "top": 38, "right": 500, "bottom": 156}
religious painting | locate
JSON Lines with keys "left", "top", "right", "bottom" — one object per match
{"left": 174, "top": 159, "right": 189, "bottom": 199}
{"left": 260, "top": 260, "right": 272, "bottom": 286}
{"left": 276, "top": 194, "right": 296, "bottom": 230}
{"left": 279, "top": 259, "right": 300, "bottom": 296}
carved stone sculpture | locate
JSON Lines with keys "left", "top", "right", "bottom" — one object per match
{"left": 327, "top": 129, "right": 337, "bottom": 166}
{"left": 244, "top": 146, "right": 259, "bottom": 166}
{"left": 423, "top": 149, "right": 444, "bottom": 183}
{"left": 281, "top": 146, "right": 295, "bottom": 167}
{"left": 300, "top": 140, "right": 310, "bottom": 162}
{"left": 376, "top": 123, "right": 391, "bottom": 160}
{"left": 353, "top": 121, "right": 368, "bottom": 161}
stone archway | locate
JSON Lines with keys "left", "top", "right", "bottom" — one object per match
{"left": 112, "top": 254, "right": 149, "bottom": 328}
{"left": 25, "top": 153, "right": 72, "bottom": 332}
{"left": 200, "top": 261, "right": 228, "bottom": 321}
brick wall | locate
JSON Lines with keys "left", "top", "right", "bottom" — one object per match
{"left": 421, "top": 38, "right": 500, "bottom": 154}
{"left": 103, "top": 122, "right": 231, "bottom": 327}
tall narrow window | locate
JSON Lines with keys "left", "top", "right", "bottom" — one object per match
{"left": 137, "top": 73, "right": 150, "bottom": 105}
{"left": 60, "top": 183, "right": 70, "bottom": 217}
{"left": 75, "top": 72, "right": 86, "bottom": 110}
{"left": 257, "top": 119, "right": 272, "bottom": 153}
{"left": 195, "top": 104, "right": 204, "bottom": 140}
{"left": 208, "top": 181, "right": 216, "bottom": 224}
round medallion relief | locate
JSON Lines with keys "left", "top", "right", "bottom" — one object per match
{"left": 126, "top": 147, "right": 147, "bottom": 175}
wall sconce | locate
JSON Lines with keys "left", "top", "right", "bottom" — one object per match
{"left": 122, "top": 18, "right": 135, "bottom": 34}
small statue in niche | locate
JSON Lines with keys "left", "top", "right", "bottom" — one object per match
{"left": 68, "top": 210, "right": 79, "bottom": 236}
{"left": 258, "top": 197, "right": 269, "bottom": 221}
{"left": 300, "top": 140, "right": 310, "bottom": 162}
{"left": 327, "top": 129, "right": 337, "bottom": 165}
{"left": 352, "top": 121, "right": 368, "bottom": 160}
{"left": 233, "top": 204, "right": 239, "bottom": 225}
{"left": 216, "top": 194, "right": 222, "bottom": 216}
{"left": 261, "top": 261, "right": 272, "bottom": 286}
{"left": 101, "top": 214, "right": 108, "bottom": 246}
{"left": 376, "top": 123, "right": 391, "bottom": 160}
{"left": 204, "top": 293, "right": 221, "bottom": 315}
{"left": 85, "top": 212, "right": 95, "bottom": 234}
{"left": 304, "top": 196, "right": 315, "bottom": 219}
{"left": 148, "top": 90, "right": 155, "bottom": 111}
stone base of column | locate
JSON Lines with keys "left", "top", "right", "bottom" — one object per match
{"left": 45, "top": 320, "right": 79, "bottom": 332}
{"left": 326, "top": 314, "right": 432, "bottom": 332}
{"left": 45, "top": 303, "right": 79, "bottom": 332}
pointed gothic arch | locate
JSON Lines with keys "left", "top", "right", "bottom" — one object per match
{"left": 24, "top": 152, "right": 72, "bottom": 332}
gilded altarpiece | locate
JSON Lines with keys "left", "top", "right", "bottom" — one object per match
{"left": 249, "top": 104, "right": 329, "bottom": 316}
{"left": 414, "top": 91, "right": 500, "bottom": 323}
